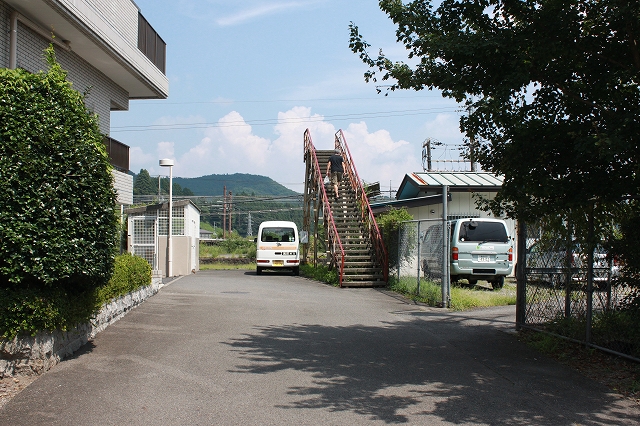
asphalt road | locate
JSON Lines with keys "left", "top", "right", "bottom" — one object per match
{"left": 1, "top": 270, "right": 638, "bottom": 425}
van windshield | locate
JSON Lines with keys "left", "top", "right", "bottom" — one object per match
{"left": 261, "top": 227, "right": 296, "bottom": 243}
{"left": 458, "top": 221, "right": 508, "bottom": 243}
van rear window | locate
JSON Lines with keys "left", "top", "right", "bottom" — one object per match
{"left": 260, "top": 227, "right": 296, "bottom": 243}
{"left": 458, "top": 221, "right": 508, "bottom": 243}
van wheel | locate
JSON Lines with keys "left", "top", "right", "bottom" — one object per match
{"left": 256, "top": 267, "right": 262, "bottom": 275}
{"left": 293, "top": 266, "right": 300, "bottom": 276}
{"left": 468, "top": 279, "right": 478, "bottom": 286}
{"left": 492, "top": 276, "right": 505, "bottom": 290}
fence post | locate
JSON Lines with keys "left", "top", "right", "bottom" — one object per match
{"left": 416, "top": 220, "right": 421, "bottom": 295}
{"left": 516, "top": 221, "right": 526, "bottom": 330}
{"left": 442, "top": 186, "right": 449, "bottom": 308}
{"left": 586, "top": 212, "right": 595, "bottom": 344}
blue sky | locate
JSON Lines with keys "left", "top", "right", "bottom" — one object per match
{"left": 111, "top": 0, "right": 465, "bottom": 193}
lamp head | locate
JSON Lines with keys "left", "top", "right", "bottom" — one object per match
{"left": 159, "top": 159, "right": 174, "bottom": 167}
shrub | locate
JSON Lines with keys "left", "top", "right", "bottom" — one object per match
{"left": 376, "top": 208, "right": 413, "bottom": 271}
{"left": 0, "top": 46, "right": 119, "bottom": 338}
{"left": 0, "top": 46, "right": 118, "bottom": 289}
{"left": 0, "top": 254, "right": 152, "bottom": 339}
{"left": 300, "top": 264, "right": 339, "bottom": 286}
{"left": 0, "top": 285, "right": 98, "bottom": 339}
{"left": 96, "top": 253, "right": 152, "bottom": 304}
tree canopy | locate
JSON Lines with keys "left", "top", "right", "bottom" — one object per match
{"left": 350, "top": 0, "right": 640, "bottom": 227}
{"left": 133, "top": 169, "right": 194, "bottom": 197}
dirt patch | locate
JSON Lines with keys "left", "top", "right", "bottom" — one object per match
{"left": 0, "top": 375, "right": 37, "bottom": 409}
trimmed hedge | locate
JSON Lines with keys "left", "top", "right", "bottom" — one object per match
{"left": 0, "top": 46, "right": 118, "bottom": 289}
{"left": 0, "top": 46, "right": 120, "bottom": 338}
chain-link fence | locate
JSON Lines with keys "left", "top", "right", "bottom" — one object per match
{"left": 521, "top": 222, "right": 639, "bottom": 361}
{"left": 397, "top": 219, "right": 449, "bottom": 307}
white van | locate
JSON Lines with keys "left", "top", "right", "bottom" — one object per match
{"left": 421, "top": 218, "right": 513, "bottom": 289}
{"left": 450, "top": 218, "right": 513, "bottom": 288}
{"left": 255, "top": 221, "right": 300, "bottom": 275}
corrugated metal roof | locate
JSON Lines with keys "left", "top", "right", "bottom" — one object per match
{"left": 397, "top": 172, "right": 503, "bottom": 200}
{"left": 411, "top": 172, "right": 503, "bottom": 187}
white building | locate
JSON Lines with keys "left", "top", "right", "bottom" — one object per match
{"left": 126, "top": 200, "right": 201, "bottom": 277}
{"left": 1, "top": 0, "right": 169, "bottom": 206}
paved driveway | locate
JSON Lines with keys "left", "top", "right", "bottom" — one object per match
{"left": 1, "top": 270, "right": 638, "bottom": 425}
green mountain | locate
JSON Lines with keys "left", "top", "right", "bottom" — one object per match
{"left": 172, "top": 173, "right": 298, "bottom": 196}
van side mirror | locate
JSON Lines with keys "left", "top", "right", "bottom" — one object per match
{"left": 254, "top": 237, "right": 257, "bottom": 243}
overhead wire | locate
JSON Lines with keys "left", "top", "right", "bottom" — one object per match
{"left": 111, "top": 106, "right": 462, "bottom": 133}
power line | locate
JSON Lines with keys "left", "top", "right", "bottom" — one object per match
{"left": 111, "top": 107, "right": 461, "bottom": 133}
{"left": 129, "top": 94, "right": 446, "bottom": 106}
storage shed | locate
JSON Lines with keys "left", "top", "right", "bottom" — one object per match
{"left": 126, "top": 200, "right": 200, "bottom": 277}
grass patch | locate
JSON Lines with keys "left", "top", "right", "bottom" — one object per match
{"left": 200, "top": 238, "right": 256, "bottom": 260}
{"left": 389, "top": 277, "right": 517, "bottom": 311}
{"left": 200, "top": 262, "right": 254, "bottom": 271}
{"left": 300, "top": 264, "right": 339, "bottom": 286}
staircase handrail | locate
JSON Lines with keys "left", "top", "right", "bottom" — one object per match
{"left": 334, "top": 130, "right": 389, "bottom": 282}
{"left": 304, "top": 129, "right": 345, "bottom": 286}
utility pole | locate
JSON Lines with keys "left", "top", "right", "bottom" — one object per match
{"left": 469, "top": 136, "right": 477, "bottom": 172}
{"left": 223, "top": 185, "right": 227, "bottom": 239}
{"left": 228, "top": 191, "right": 233, "bottom": 236}
{"left": 247, "top": 212, "right": 253, "bottom": 237}
{"left": 422, "top": 138, "right": 441, "bottom": 172}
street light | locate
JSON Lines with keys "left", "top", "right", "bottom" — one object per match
{"left": 159, "top": 159, "right": 174, "bottom": 277}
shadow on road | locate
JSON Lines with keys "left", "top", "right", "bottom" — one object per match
{"left": 223, "top": 315, "right": 634, "bottom": 425}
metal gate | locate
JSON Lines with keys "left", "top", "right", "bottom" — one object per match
{"left": 130, "top": 216, "right": 157, "bottom": 269}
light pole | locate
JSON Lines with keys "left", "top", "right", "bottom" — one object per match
{"left": 159, "top": 159, "right": 174, "bottom": 277}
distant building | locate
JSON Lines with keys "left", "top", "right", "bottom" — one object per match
{"left": 1, "top": 0, "right": 169, "bottom": 206}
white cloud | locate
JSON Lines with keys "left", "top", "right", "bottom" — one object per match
{"left": 216, "top": 2, "right": 313, "bottom": 26}
{"left": 129, "top": 146, "right": 155, "bottom": 174}
{"left": 343, "top": 122, "right": 420, "bottom": 189}
{"left": 130, "top": 108, "right": 423, "bottom": 193}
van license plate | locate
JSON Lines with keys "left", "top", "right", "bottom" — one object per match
{"left": 477, "top": 255, "right": 492, "bottom": 263}
{"left": 273, "top": 260, "right": 284, "bottom": 266}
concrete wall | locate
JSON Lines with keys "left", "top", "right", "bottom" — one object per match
{"left": 157, "top": 236, "right": 199, "bottom": 277}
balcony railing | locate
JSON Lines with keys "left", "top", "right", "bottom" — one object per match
{"left": 138, "top": 13, "right": 166, "bottom": 74}
{"left": 104, "top": 137, "right": 130, "bottom": 172}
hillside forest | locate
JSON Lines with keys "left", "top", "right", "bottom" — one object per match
{"left": 132, "top": 169, "right": 304, "bottom": 237}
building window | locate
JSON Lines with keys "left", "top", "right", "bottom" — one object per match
{"left": 158, "top": 207, "right": 184, "bottom": 236}
{"left": 138, "top": 13, "right": 166, "bottom": 74}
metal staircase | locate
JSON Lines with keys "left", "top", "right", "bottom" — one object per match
{"left": 303, "top": 129, "right": 388, "bottom": 287}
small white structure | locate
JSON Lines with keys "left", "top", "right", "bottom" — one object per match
{"left": 126, "top": 200, "right": 200, "bottom": 277}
